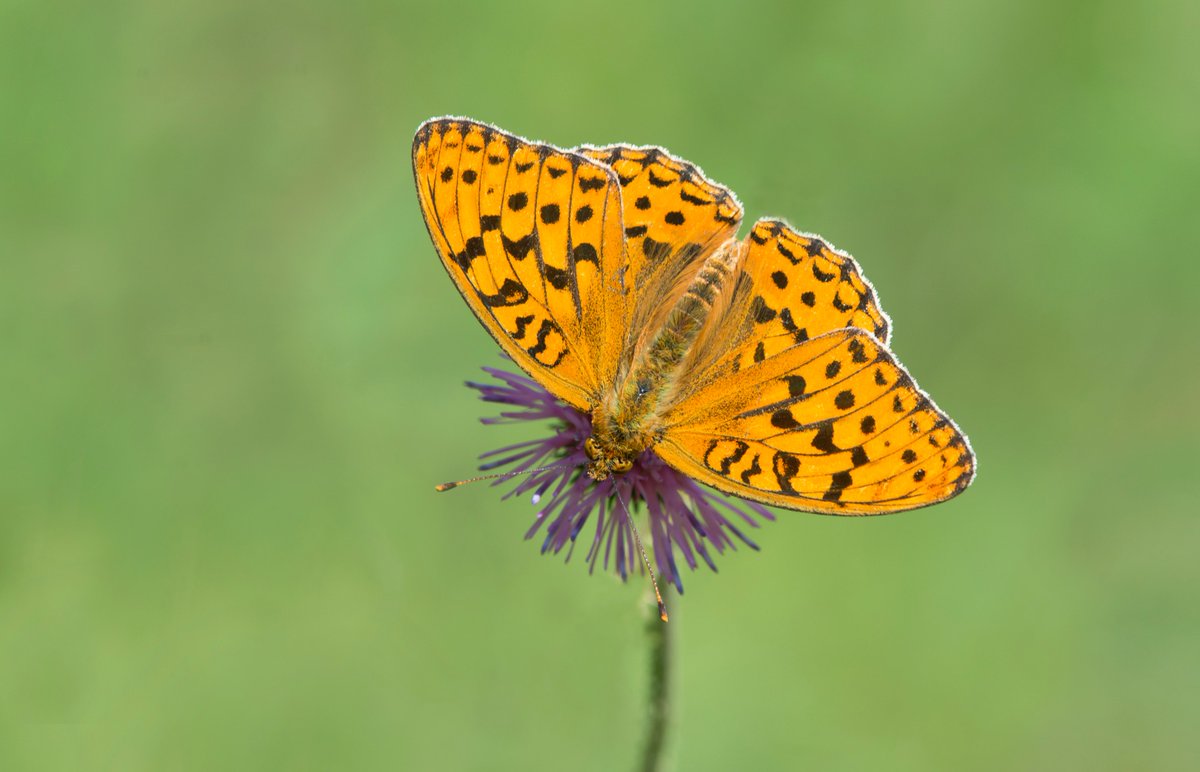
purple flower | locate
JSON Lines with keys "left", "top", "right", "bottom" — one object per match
{"left": 464, "top": 365, "right": 775, "bottom": 596}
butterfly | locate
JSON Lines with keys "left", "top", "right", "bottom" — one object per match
{"left": 413, "top": 117, "right": 974, "bottom": 517}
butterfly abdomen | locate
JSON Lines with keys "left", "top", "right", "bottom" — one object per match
{"left": 595, "top": 242, "right": 741, "bottom": 452}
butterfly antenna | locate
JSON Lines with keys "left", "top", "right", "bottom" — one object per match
{"left": 434, "top": 463, "right": 573, "bottom": 492}
{"left": 613, "top": 481, "right": 668, "bottom": 622}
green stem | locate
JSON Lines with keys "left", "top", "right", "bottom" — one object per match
{"left": 639, "top": 588, "right": 672, "bottom": 772}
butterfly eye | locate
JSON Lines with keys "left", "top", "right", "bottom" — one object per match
{"left": 611, "top": 458, "right": 633, "bottom": 474}
{"left": 584, "top": 437, "right": 601, "bottom": 459}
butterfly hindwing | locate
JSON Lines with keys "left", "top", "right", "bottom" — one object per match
{"left": 665, "top": 219, "right": 894, "bottom": 405}
{"left": 734, "top": 219, "right": 892, "bottom": 370}
{"left": 658, "top": 329, "right": 975, "bottom": 514}
{"left": 413, "top": 118, "right": 629, "bottom": 408}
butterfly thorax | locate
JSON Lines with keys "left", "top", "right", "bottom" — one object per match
{"left": 585, "top": 242, "right": 742, "bottom": 480}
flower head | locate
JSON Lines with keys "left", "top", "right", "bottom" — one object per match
{"left": 465, "top": 365, "right": 775, "bottom": 595}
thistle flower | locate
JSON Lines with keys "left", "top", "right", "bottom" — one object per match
{"left": 463, "top": 364, "right": 775, "bottom": 597}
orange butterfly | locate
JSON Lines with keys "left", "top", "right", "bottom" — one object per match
{"left": 414, "top": 117, "right": 974, "bottom": 519}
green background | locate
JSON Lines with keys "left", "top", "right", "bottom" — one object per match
{"left": 4, "top": 1, "right": 1197, "bottom": 769}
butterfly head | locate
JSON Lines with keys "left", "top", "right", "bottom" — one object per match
{"left": 583, "top": 435, "right": 635, "bottom": 480}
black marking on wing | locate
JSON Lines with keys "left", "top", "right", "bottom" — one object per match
{"left": 503, "top": 233, "right": 536, "bottom": 261}
{"left": 526, "top": 318, "right": 566, "bottom": 366}
{"left": 647, "top": 170, "right": 673, "bottom": 187}
{"left": 823, "top": 471, "right": 853, "bottom": 502}
{"left": 741, "top": 453, "right": 763, "bottom": 484}
{"left": 810, "top": 422, "right": 840, "bottom": 453}
{"left": 773, "top": 452, "right": 801, "bottom": 494}
{"left": 478, "top": 278, "right": 529, "bottom": 308}
{"left": 813, "top": 262, "right": 837, "bottom": 282}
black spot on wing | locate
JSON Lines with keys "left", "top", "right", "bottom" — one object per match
{"left": 511, "top": 314, "right": 535, "bottom": 340}
{"left": 478, "top": 278, "right": 528, "bottom": 308}
{"left": 771, "top": 409, "right": 799, "bottom": 429}
{"left": 773, "top": 452, "right": 801, "bottom": 495}
{"left": 811, "top": 422, "right": 839, "bottom": 453}
{"left": 751, "top": 296, "right": 777, "bottom": 324}
{"left": 573, "top": 242, "right": 598, "bottom": 265}
{"left": 714, "top": 208, "right": 739, "bottom": 225}
{"left": 778, "top": 308, "right": 809, "bottom": 343}
{"left": 502, "top": 233, "right": 536, "bottom": 261}
{"left": 740, "top": 454, "right": 763, "bottom": 485}
{"left": 647, "top": 170, "right": 673, "bottom": 187}
{"left": 544, "top": 265, "right": 570, "bottom": 290}
{"left": 823, "top": 470, "right": 852, "bottom": 502}
{"left": 812, "top": 262, "right": 837, "bottom": 282}
{"left": 526, "top": 318, "right": 565, "bottom": 365}
{"left": 710, "top": 441, "right": 749, "bottom": 475}
{"left": 453, "top": 236, "right": 487, "bottom": 272}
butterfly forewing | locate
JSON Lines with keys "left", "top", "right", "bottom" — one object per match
{"left": 413, "top": 118, "right": 630, "bottom": 408}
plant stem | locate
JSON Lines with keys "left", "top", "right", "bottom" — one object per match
{"left": 639, "top": 587, "right": 672, "bottom": 772}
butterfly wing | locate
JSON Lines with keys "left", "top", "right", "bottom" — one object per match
{"left": 657, "top": 221, "right": 974, "bottom": 515}
{"left": 576, "top": 144, "right": 743, "bottom": 344}
{"left": 671, "top": 218, "right": 895, "bottom": 403}
{"left": 658, "top": 329, "right": 974, "bottom": 514}
{"left": 413, "top": 118, "right": 629, "bottom": 409}
{"left": 741, "top": 218, "right": 890, "bottom": 347}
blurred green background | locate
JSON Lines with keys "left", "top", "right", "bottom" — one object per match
{"left": 3, "top": 0, "right": 1197, "bottom": 769}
